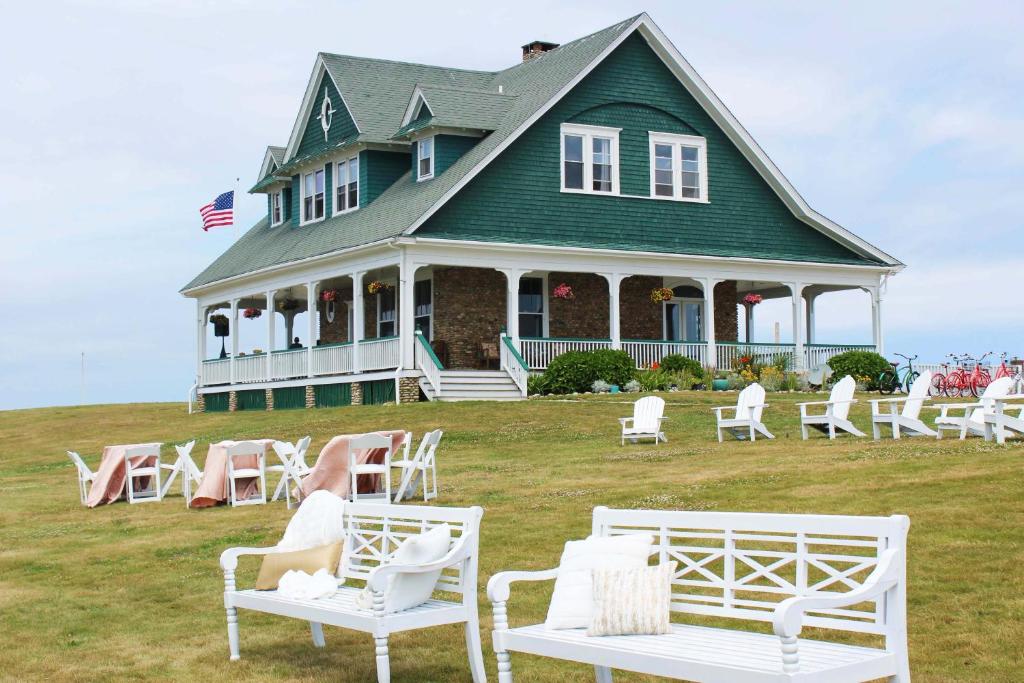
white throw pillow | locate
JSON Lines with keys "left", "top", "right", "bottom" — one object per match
{"left": 277, "top": 490, "right": 348, "bottom": 577}
{"left": 587, "top": 561, "right": 677, "bottom": 636}
{"left": 544, "top": 534, "right": 654, "bottom": 630}
{"left": 356, "top": 523, "right": 452, "bottom": 614}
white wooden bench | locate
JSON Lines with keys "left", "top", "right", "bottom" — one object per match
{"left": 220, "top": 502, "right": 485, "bottom": 683}
{"left": 488, "top": 507, "right": 910, "bottom": 683}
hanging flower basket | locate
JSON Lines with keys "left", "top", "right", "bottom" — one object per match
{"left": 209, "top": 313, "right": 230, "bottom": 337}
{"left": 243, "top": 307, "right": 262, "bottom": 320}
{"left": 650, "top": 287, "right": 673, "bottom": 303}
{"left": 743, "top": 293, "right": 763, "bottom": 305}
{"left": 367, "top": 280, "right": 392, "bottom": 295}
{"left": 320, "top": 288, "right": 340, "bottom": 303}
{"left": 279, "top": 299, "right": 299, "bottom": 312}
{"left": 552, "top": 283, "right": 575, "bottom": 300}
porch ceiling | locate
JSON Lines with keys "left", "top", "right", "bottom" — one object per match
{"left": 735, "top": 281, "right": 864, "bottom": 300}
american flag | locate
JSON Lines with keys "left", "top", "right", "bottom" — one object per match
{"left": 199, "top": 191, "right": 234, "bottom": 231}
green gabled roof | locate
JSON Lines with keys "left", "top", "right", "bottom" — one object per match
{"left": 393, "top": 85, "right": 516, "bottom": 139}
{"left": 267, "top": 146, "right": 286, "bottom": 166}
{"left": 183, "top": 16, "right": 639, "bottom": 291}
{"left": 250, "top": 145, "right": 289, "bottom": 192}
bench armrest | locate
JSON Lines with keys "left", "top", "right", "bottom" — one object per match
{"left": 618, "top": 417, "right": 633, "bottom": 426}
{"left": 220, "top": 546, "right": 282, "bottom": 572}
{"left": 796, "top": 399, "right": 857, "bottom": 407}
{"left": 772, "top": 548, "right": 901, "bottom": 639}
{"left": 367, "top": 533, "right": 476, "bottom": 592}
{"left": 869, "top": 397, "right": 908, "bottom": 406}
{"left": 487, "top": 567, "right": 560, "bottom": 603}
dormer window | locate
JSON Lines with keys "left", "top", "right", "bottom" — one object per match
{"left": 302, "top": 168, "right": 325, "bottom": 223}
{"left": 560, "top": 123, "right": 619, "bottom": 195}
{"left": 270, "top": 190, "right": 283, "bottom": 226}
{"left": 417, "top": 137, "right": 434, "bottom": 181}
{"left": 648, "top": 132, "right": 708, "bottom": 202}
{"left": 334, "top": 155, "right": 359, "bottom": 214}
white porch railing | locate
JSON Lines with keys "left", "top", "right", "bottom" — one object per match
{"left": 202, "top": 358, "right": 230, "bottom": 385}
{"left": 312, "top": 343, "right": 354, "bottom": 376}
{"left": 500, "top": 333, "right": 529, "bottom": 396}
{"left": 520, "top": 337, "right": 612, "bottom": 370}
{"left": 804, "top": 344, "right": 876, "bottom": 369}
{"left": 622, "top": 340, "right": 707, "bottom": 368}
{"left": 271, "top": 348, "right": 307, "bottom": 380}
{"left": 360, "top": 336, "right": 401, "bottom": 372}
{"left": 717, "top": 343, "right": 796, "bottom": 370}
{"left": 235, "top": 354, "right": 266, "bottom": 384}
{"left": 415, "top": 331, "right": 443, "bottom": 397}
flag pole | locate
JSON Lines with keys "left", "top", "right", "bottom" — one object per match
{"left": 233, "top": 176, "right": 240, "bottom": 242}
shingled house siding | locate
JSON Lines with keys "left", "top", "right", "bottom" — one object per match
{"left": 620, "top": 275, "right": 663, "bottom": 339}
{"left": 417, "top": 33, "right": 873, "bottom": 265}
{"left": 547, "top": 272, "right": 610, "bottom": 339}
{"left": 432, "top": 267, "right": 506, "bottom": 369}
{"left": 296, "top": 71, "right": 359, "bottom": 159}
{"left": 290, "top": 175, "right": 300, "bottom": 226}
{"left": 320, "top": 286, "right": 352, "bottom": 343}
{"left": 714, "top": 281, "right": 739, "bottom": 342}
{"left": 361, "top": 150, "right": 409, "bottom": 206}
{"left": 435, "top": 135, "right": 479, "bottom": 177}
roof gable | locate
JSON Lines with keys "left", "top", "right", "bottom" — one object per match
{"left": 294, "top": 67, "right": 359, "bottom": 160}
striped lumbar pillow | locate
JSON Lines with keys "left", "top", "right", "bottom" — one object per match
{"left": 587, "top": 561, "right": 677, "bottom": 637}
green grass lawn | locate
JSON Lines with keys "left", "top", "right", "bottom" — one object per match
{"left": 1, "top": 392, "right": 1022, "bottom": 681}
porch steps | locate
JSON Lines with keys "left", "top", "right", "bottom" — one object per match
{"left": 420, "top": 370, "right": 524, "bottom": 402}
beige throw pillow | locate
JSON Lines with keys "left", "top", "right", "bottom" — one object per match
{"left": 256, "top": 541, "right": 344, "bottom": 590}
{"left": 587, "top": 561, "right": 677, "bottom": 637}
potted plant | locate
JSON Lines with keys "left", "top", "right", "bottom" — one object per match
{"left": 209, "top": 313, "right": 230, "bottom": 337}
{"left": 279, "top": 299, "right": 299, "bottom": 312}
{"left": 552, "top": 283, "right": 575, "bottom": 300}
{"left": 650, "top": 287, "right": 673, "bottom": 303}
{"left": 743, "top": 293, "right": 763, "bottom": 305}
{"left": 243, "top": 307, "right": 262, "bottom": 320}
{"left": 320, "top": 288, "right": 339, "bottom": 322}
{"left": 367, "top": 280, "right": 391, "bottom": 295}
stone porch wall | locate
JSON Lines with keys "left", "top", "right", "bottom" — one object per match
{"left": 432, "top": 267, "right": 507, "bottom": 369}
{"left": 319, "top": 286, "right": 352, "bottom": 344}
{"left": 620, "top": 275, "right": 663, "bottom": 339}
{"left": 547, "top": 272, "right": 610, "bottom": 338}
{"left": 713, "top": 281, "right": 738, "bottom": 342}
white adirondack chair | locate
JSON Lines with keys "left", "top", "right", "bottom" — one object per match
{"left": 66, "top": 451, "right": 96, "bottom": 506}
{"left": 349, "top": 433, "right": 392, "bottom": 503}
{"left": 269, "top": 436, "right": 311, "bottom": 507}
{"left": 798, "top": 375, "right": 865, "bottom": 440}
{"left": 619, "top": 396, "right": 668, "bottom": 445}
{"left": 983, "top": 394, "right": 1024, "bottom": 444}
{"left": 392, "top": 429, "right": 443, "bottom": 502}
{"left": 226, "top": 441, "right": 267, "bottom": 507}
{"left": 713, "top": 382, "right": 773, "bottom": 442}
{"left": 934, "top": 377, "right": 1014, "bottom": 440}
{"left": 124, "top": 444, "right": 163, "bottom": 504}
{"left": 159, "top": 440, "right": 202, "bottom": 506}
{"left": 869, "top": 371, "right": 937, "bottom": 440}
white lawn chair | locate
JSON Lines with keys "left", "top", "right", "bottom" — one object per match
{"left": 935, "top": 377, "right": 1014, "bottom": 440}
{"left": 226, "top": 441, "right": 267, "bottom": 507}
{"left": 348, "top": 434, "right": 392, "bottom": 503}
{"left": 983, "top": 395, "right": 1024, "bottom": 444}
{"left": 66, "top": 451, "right": 96, "bottom": 506}
{"left": 160, "top": 440, "right": 203, "bottom": 506}
{"left": 798, "top": 375, "right": 865, "bottom": 440}
{"left": 124, "top": 444, "right": 163, "bottom": 504}
{"left": 870, "top": 371, "right": 937, "bottom": 440}
{"left": 269, "top": 436, "right": 311, "bottom": 507}
{"left": 713, "top": 382, "right": 773, "bottom": 442}
{"left": 619, "top": 396, "right": 668, "bottom": 445}
{"left": 392, "top": 429, "right": 443, "bottom": 502}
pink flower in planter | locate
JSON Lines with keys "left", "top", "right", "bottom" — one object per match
{"left": 743, "top": 293, "right": 763, "bottom": 305}
{"left": 553, "top": 283, "right": 575, "bottom": 300}
{"left": 242, "top": 307, "right": 262, "bottom": 320}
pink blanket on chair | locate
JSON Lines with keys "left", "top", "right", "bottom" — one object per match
{"left": 86, "top": 442, "right": 162, "bottom": 507}
{"left": 297, "top": 431, "right": 406, "bottom": 500}
{"left": 190, "top": 439, "right": 275, "bottom": 508}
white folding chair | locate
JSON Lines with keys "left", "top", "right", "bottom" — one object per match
{"left": 226, "top": 441, "right": 267, "bottom": 507}
{"left": 124, "top": 444, "right": 163, "bottom": 504}
{"left": 713, "top": 383, "right": 774, "bottom": 442}
{"left": 67, "top": 451, "right": 96, "bottom": 506}
{"left": 392, "top": 429, "right": 443, "bottom": 502}
{"left": 619, "top": 396, "right": 668, "bottom": 445}
{"left": 160, "top": 440, "right": 202, "bottom": 506}
{"left": 348, "top": 433, "right": 392, "bottom": 503}
{"left": 270, "top": 436, "right": 311, "bottom": 508}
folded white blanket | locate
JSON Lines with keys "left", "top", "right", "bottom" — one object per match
{"left": 277, "top": 568, "right": 339, "bottom": 600}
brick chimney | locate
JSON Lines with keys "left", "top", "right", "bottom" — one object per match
{"left": 521, "top": 40, "right": 559, "bottom": 62}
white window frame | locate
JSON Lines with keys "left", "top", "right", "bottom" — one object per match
{"left": 517, "top": 273, "right": 549, "bottom": 338}
{"left": 332, "top": 155, "right": 360, "bottom": 216}
{"left": 648, "top": 131, "right": 709, "bottom": 203}
{"left": 413, "top": 272, "right": 433, "bottom": 340}
{"left": 560, "top": 123, "right": 620, "bottom": 196}
{"left": 300, "top": 166, "right": 326, "bottom": 225}
{"left": 417, "top": 136, "right": 435, "bottom": 181}
{"left": 376, "top": 280, "right": 398, "bottom": 338}
{"left": 663, "top": 297, "right": 704, "bottom": 342}
{"left": 270, "top": 190, "right": 284, "bottom": 226}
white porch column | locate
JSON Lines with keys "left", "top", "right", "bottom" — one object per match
{"left": 306, "top": 281, "right": 318, "bottom": 378}
{"left": 805, "top": 291, "right": 817, "bottom": 346}
{"left": 229, "top": 298, "right": 239, "bottom": 384}
{"left": 871, "top": 287, "right": 884, "bottom": 355}
{"left": 498, "top": 268, "right": 526, "bottom": 346}
{"left": 600, "top": 273, "right": 626, "bottom": 349}
{"left": 744, "top": 302, "right": 754, "bottom": 343}
{"left": 196, "top": 302, "right": 206, "bottom": 384}
{"left": 702, "top": 278, "right": 719, "bottom": 367}
{"left": 265, "top": 290, "right": 276, "bottom": 381}
{"left": 400, "top": 263, "right": 417, "bottom": 370}
{"left": 352, "top": 271, "right": 365, "bottom": 373}
{"left": 788, "top": 282, "right": 805, "bottom": 370}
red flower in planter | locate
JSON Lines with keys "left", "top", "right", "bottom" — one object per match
{"left": 242, "top": 307, "right": 262, "bottom": 320}
{"left": 743, "top": 293, "right": 763, "bottom": 305}
{"left": 553, "top": 283, "right": 575, "bottom": 300}
{"left": 320, "top": 288, "right": 339, "bottom": 302}
{"left": 650, "top": 361, "right": 660, "bottom": 370}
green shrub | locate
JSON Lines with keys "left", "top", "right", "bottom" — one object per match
{"left": 540, "top": 349, "right": 636, "bottom": 394}
{"left": 759, "top": 366, "right": 784, "bottom": 391}
{"left": 527, "top": 374, "right": 549, "bottom": 396}
{"left": 827, "top": 350, "right": 890, "bottom": 390}
{"left": 659, "top": 354, "right": 703, "bottom": 376}
{"left": 669, "top": 370, "right": 700, "bottom": 390}
{"left": 636, "top": 369, "right": 672, "bottom": 391}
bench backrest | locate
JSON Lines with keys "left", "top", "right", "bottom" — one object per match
{"left": 341, "top": 502, "right": 482, "bottom": 597}
{"left": 903, "top": 371, "right": 931, "bottom": 419}
{"left": 736, "top": 383, "right": 766, "bottom": 422}
{"left": 829, "top": 375, "right": 856, "bottom": 420}
{"left": 592, "top": 507, "right": 909, "bottom": 636}
{"left": 633, "top": 396, "right": 665, "bottom": 431}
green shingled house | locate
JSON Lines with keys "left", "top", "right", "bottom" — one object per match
{"left": 182, "top": 13, "right": 901, "bottom": 407}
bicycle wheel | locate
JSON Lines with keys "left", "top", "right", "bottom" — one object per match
{"left": 878, "top": 370, "right": 897, "bottom": 394}
{"left": 929, "top": 373, "right": 945, "bottom": 397}
{"left": 970, "top": 374, "right": 990, "bottom": 398}
{"left": 903, "top": 371, "right": 920, "bottom": 393}
{"left": 944, "top": 372, "right": 963, "bottom": 398}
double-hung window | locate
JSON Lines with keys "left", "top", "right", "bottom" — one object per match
{"left": 334, "top": 156, "right": 359, "bottom": 214}
{"left": 302, "top": 168, "right": 325, "bottom": 222}
{"left": 417, "top": 137, "right": 434, "bottom": 180}
{"left": 270, "top": 190, "right": 283, "bottom": 226}
{"left": 413, "top": 279, "right": 432, "bottom": 338}
{"left": 560, "top": 123, "right": 619, "bottom": 195}
{"left": 648, "top": 132, "right": 708, "bottom": 201}
{"left": 377, "top": 286, "right": 397, "bottom": 337}
{"left": 518, "top": 277, "right": 545, "bottom": 337}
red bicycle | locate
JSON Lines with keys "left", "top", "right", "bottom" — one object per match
{"left": 994, "top": 352, "right": 1024, "bottom": 393}
{"left": 938, "top": 353, "right": 992, "bottom": 398}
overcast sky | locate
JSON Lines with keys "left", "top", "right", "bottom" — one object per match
{"left": 1, "top": 0, "right": 1021, "bottom": 410}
